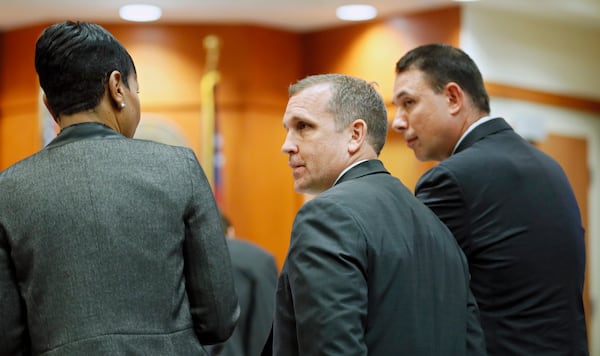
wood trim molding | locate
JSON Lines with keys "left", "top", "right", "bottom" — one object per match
{"left": 485, "top": 82, "right": 600, "bottom": 115}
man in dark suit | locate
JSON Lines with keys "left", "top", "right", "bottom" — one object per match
{"left": 271, "top": 73, "right": 486, "bottom": 355}
{"left": 0, "top": 21, "right": 239, "bottom": 355}
{"left": 209, "top": 213, "right": 278, "bottom": 356}
{"left": 391, "top": 43, "right": 588, "bottom": 355}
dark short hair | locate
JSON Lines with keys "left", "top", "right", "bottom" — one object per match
{"left": 35, "top": 21, "right": 136, "bottom": 117}
{"left": 395, "top": 43, "right": 490, "bottom": 114}
{"left": 289, "top": 74, "right": 388, "bottom": 155}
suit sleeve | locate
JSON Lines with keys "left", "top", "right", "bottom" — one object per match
{"left": 287, "top": 198, "right": 368, "bottom": 356}
{"left": 466, "top": 288, "right": 487, "bottom": 355}
{"left": 415, "top": 165, "right": 472, "bottom": 255}
{"left": 417, "top": 166, "right": 487, "bottom": 354}
{"left": 182, "top": 150, "right": 240, "bottom": 344}
{"left": 0, "top": 224, "right": 31, "bottom": 355}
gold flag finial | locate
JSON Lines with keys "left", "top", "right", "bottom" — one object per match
{"left": 203, "top": 35, "right": 220, "bottom": 73}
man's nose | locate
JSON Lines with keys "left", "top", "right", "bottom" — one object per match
{"left": 281, "top": 134, "right": 296, "bottom": 154}
{"left": 391, "top": 115, "right": 408, "bottom": 132}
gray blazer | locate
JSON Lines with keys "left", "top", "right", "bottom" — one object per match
{"left": 273, "top": 160, "right": 485, "bottom": 355}
{"left": 0, "top": 123, "right": 239, "bottom": 355}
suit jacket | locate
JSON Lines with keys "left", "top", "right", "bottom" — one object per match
{"left": 0, "top": 123, "right": 239, "bottom": 355}
{"left": 273, "top": 159, "right": 486, "bottom": 355}
{"left": 210, "top": 238, "right": 278, "bottom": 356}
{"left": 415, "top": 118, "right": 588, "bottom": 355}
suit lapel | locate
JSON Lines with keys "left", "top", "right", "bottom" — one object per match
{"left": 455, "top": 118, "right": 513, "bottom": 154}
{"left": 335, "top": 160, "right": 389, "bottom": 186}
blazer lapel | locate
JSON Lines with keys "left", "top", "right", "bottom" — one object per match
{"left": 335, "top": 160, "right": 389, "bottom": 186}
{"left": 455, "top": 117, "right": 513, "bottom": 154}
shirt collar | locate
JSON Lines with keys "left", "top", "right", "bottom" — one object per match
{"left": 452, "top": 116, "right": 496, "bottom": 154}
{"left": 333, "top": 159, "right": 369, "bottom": 186}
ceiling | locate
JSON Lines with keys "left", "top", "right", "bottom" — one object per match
{"left": 0, "top": 0, "right": 599, "bottom": 33}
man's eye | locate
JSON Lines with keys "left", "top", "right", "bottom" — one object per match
{"left": 403, "top": 99, "right": 414, "bottom": 108}
{"left": 297, "top": 122, "right": 307, "bottom": 130}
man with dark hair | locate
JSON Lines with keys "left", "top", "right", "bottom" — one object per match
{"left": 391, "top": 43, "right": 588, "bottom": 355}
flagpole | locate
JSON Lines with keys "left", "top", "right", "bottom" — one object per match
{"left": 200, "top": 35, "right": 220, "bottom": 190}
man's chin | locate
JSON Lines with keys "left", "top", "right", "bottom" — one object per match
{"left": 294, "top": 182, "right": 320, "bottom": 196}
{"left": 414, "top": 150, "right": 431, "bottom": 162}
{"left": 293, "top": 181, "right": 306, "bottom": 194}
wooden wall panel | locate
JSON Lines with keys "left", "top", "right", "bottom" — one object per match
{"left": 0, "top": 25, "right": 46, "bottom": 168}
{"left": 0, "top": 23, "right": 303, "bottom": 270}
{"left": 0, "top": 25, "right": 43, "bottom": 108}
{"left": 536, "top": 134, "right": 591, "bottom": 334}
{"left": 102, "top": 24, "right": 303, "bottom": 269}
{"left": 222, "top": 106, "right": 299, "bottom": 268}
{"left": 0, "top": 110, "right": 39, "bottom": 168}
{"left": 0, "top": 31, "right": 3, "bottom": 166}
{"left": 0, "top": 8, "right": 464, "bottom": 270}
{"left": 2, "top": 7, "right": 595, "bottom": 276}
{"left": 487, "top": 82, "right": 600, "bottom": 114}
{"left": 301, "top": 6, "right": 461, "bottom": 102}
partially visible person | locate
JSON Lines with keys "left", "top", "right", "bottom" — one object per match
{"left": 269, "top": 73, "right": 486, "bottom": 355}
{"left": 209, "top": 212, "right": 278, "bottom": 356}
{"left": 391, "top": 43, "right": 588, "bottom": 355}
{"left": 0, "top": 21, "right": 239, "bottom": 355}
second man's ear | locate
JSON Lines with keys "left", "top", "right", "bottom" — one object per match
{"left": 348, "top": 119, "right": 367, "bottom": 154}
{"left": 445, "top": 82, "right": 464, "bottom": 115}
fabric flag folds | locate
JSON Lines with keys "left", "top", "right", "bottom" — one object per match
{"left": 200, "top": 34, "right": 224, "bottom": 206}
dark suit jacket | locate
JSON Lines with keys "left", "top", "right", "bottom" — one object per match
{"left": 0, "top": 123, "right": 239, "bottom": 355}
{"left": 210, "top": 238, "right": 278, "bottom": 356}
{"left": 273, "top": 159, "right": 486, "bottom": 355}
{"left": 416, "top": 118, "right": 588, "bottom": 355}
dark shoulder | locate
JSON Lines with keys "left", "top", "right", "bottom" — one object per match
{"left": 227, "top": 238, "right": 275, "bottom": 261}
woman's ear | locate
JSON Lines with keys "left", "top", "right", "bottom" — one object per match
{"left": 348, "top": 119, "right": 367, "bottom": 154}
{"left": 107, "top": 70, "right": 125, "bottom": 110}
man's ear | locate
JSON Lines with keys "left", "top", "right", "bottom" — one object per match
{"left": 42, "top": 94, "right": 59, "bottom": 123}
{"left": 348, "top": 119, "right": 367, "bottom": 154}
{"left": 445, "top": 82, "right": 464, "bottom": 115}
{"left": 107, "top": 70, "right": 125, "bottom": 109}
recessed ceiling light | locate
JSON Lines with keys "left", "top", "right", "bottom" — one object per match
{"left": 336, "top": 4, "right": 378, "bottom": 21}
{"left": 119, "top": 4, "right": 162, "bottom": 22}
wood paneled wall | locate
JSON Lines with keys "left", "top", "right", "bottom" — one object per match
{"left": 1, "top": 6, "right": 597, "bottom": 278}
{"left": 104, "top": 24, "right": 304, "bottom": 269}
{"left": 0, "top": 25, "right": 46, "bottom": 169}
{"left": 0, "top": 7, "right": 463, "bottom": 270}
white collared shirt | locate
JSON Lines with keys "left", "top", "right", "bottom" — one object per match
{"left": 452, "top": 116, "right": 496, "bottom": 154}
{"left": 333, "top": 159, "right": 369, "bottom": 186}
